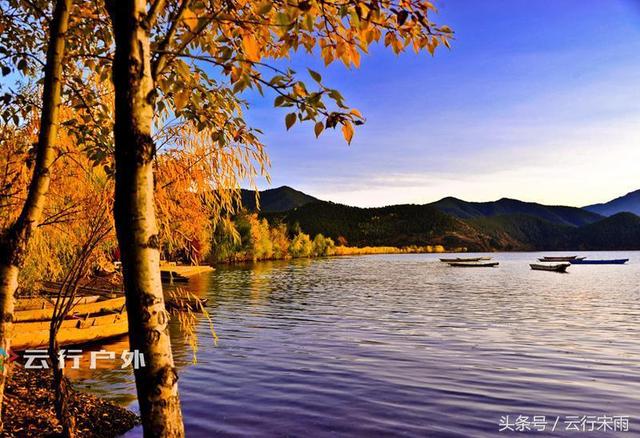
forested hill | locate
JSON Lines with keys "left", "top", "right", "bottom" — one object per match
{"left": 429, "top": 196, "right": 603, "bottom": 226}
{"left": 265, "top": 201, "right": 489, "bottom": 249}
{"left": 241, "top": 186, "right": 319, "bottom": 212}
{"left": 584, "top": 189, "right": 640, "bottom": 217}
{"left": 263, "top": 199, "right": 640, "bottom": 251}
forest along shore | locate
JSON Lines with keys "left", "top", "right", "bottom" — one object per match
{"left": 1, "top": 366, "right": 138, "bottom": 438}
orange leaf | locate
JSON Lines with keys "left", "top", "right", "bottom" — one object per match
{"left": 341, "top": 122, "right": 354, "bottom": 145}
{"left": 174, "top": 90, "right": 189, "bottom": 111}
{"left": 182, "top": 8, "right": 198, "bottom": 32}
{"left": 242, "top": 34, "right": 260, "bottom": 62}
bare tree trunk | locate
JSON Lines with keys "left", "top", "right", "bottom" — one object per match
{"left": 105, "top": 1, "right": 185, "bottom": 436}
{"left": 48, "top": 202, "right": 110, "bottom": 438}
{"left": 0, "top": 0, "right": 71, "bottom": 430}
{"left": 52, "top": 342, "right": 76, "bottom": 438}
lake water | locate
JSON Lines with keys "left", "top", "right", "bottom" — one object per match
{"left": 70, "top": 252, "right": 640, "bottom": 437}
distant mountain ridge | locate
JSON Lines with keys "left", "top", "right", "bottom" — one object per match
{"left": 584, "top": 189, "right": 640, "bottom": 217}
{"left": 240, "top": 186, "right": 319, "bottom": 212}
{"left": 429, "top": 196, "right": 602, "bottom": 227}
{"left": 249, "top": 186, "right": 640, "bottom": 251}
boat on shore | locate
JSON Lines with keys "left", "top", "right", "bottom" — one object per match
{"left": 15, "top": 295, "right": 127, "bottom": 322}
{"left": 160, "top": 264, "right": 214, "bottom": 283}
{"left": 530, "top": 263, "right": 570, "bottom": 273}
{"left": 12, "top": 311, "right": 128, "bottom": 350}
{"left": 448, "top": 262, "right": 499, "bottom": 268}
{"left": 38, "top": 280, "right": 208, "bottom": 312}
{"left": 440, "top": 257, "right": 492, "bottom": 263}
{"left": 569, "top": 258, "right": 629, "bottom": 265}
{"left": 15, "top": 295, "right": 101, "bottom": 311}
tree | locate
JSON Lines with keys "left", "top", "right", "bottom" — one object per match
{"left": 290, "top": 232, "right": 313, "bottom": 257}
{"left": 312, "top": 233, "right": 335, "bottom": 256}
{"left": 88, "top": 0, "right": 453, "bottom": 435}
{"left": 0, "top": 0, "right": 72, "bottom": 429}
{"left": 105, "top": 1, "right": 186, "bottom": 435}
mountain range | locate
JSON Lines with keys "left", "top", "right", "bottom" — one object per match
{"left": 583, "top": 189, "right": 640, "bottom": 217}
{"left": 240, "top": 186, "right": 318, "bottom": 212}
{"left": 243, "top": 186, "right": 640, "bottom": 251}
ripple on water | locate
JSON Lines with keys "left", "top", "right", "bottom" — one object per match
{"left": 75, "top": 252, "right": 640, "bottom": 437}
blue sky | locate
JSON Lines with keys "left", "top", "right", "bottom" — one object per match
{"left": 242, "top": 0, "right": 640, "bottom": 208}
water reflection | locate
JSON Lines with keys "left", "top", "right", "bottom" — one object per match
{"left": 68, "top": 252, "right": 640, "bottom": 437}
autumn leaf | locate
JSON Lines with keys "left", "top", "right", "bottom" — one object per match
{"left": 242, "top": 34, "right": 260, "bottom": 62}
{"left": 314, "top": 121, "right": 324, "bottom": 138}
{"left": 285, "top": 112, "right": 296, "bottom": 130}
{"left": 257, "top": 1, "right": 272, "bottom": 15}
{"left": 342, "top": 122, "right": 354, "bottom": 144}
{"left": 174, "top": 91, "right": 189, "bottom": 111}
{"left": 182, "top": 8, "right": 198, "bottom": 32}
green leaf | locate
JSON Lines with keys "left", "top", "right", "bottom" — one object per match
{"left": 308, "top": 69, "right": 322, "bottom": 83}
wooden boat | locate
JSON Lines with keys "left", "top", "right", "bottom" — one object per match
{"left": 15, "top": 295, "right": 100, "bottom": 311}
{"left": 448, "top": 262, "right": 499, "bottom": 268}
{"left": 538, "top": 257, "right": 584, "bottom": 262}
{"left": 538, "top": 256, "right": 581, "bottom": 262}
{"left": 530, "top": 263, "right": 570, "bottom": 273}
{"left": 439, "top": 257, "right": 491, "bottom": 263}
{"left": 160, "top": 265, "right": 214, "bottom": 283}
{"left": 161, "top": 270, "right": 189, "bottom": 283}
{"left": 15, "top": 296, "right": 126, "bottom": 322}
{"left": 12, "top": 311, "right": 128, "bottom": 350}
{"left": 569, "top": 258, "right": 629, "bottom": 265}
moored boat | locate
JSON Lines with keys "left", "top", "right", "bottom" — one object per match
{"left": 439, "top": 257, "right": 492, "bottom": 262}
{"left": 538, "top": 256, "right": 581, "bottom": 262}
{"left": 569, "top": 258, "right": 629, "bottom": 265}
{"left": 448, "top": 262, "right": 499, "bottom": 268}
{"left": 530, "top": 263, "right": 570, "bottom": 273}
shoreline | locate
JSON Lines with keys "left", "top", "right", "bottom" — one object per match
{"left": 212, "top": 244, "right": 451, "bottom": 264}
{"left": 2, "top": 365, "right": 138, "bottom": 437}
{"left": 209, "top": 248, "right": 639, "bottom": 266}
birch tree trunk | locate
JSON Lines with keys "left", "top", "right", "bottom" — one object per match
{"left": 0, "top": 0, "right": 71, "bottom": 430}
{"left": 106, "top": 1, "right": 185, "bottom": 436}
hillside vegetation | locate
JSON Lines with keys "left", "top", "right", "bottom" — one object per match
{"left": 263, "top": 199, "right": 640, "bottom": 251}
{"left": 265, "top": 201, "right": 486, "bottom": 249}
{"left": 429, "top": 197, "right": 602, "bottom": 226}
{"left": 240, "top": 186, "right": 319, "bottom": 212}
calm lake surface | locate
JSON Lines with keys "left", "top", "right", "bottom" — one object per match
{"left": 71, "top": 252, "right": 640, "bottom": 437}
